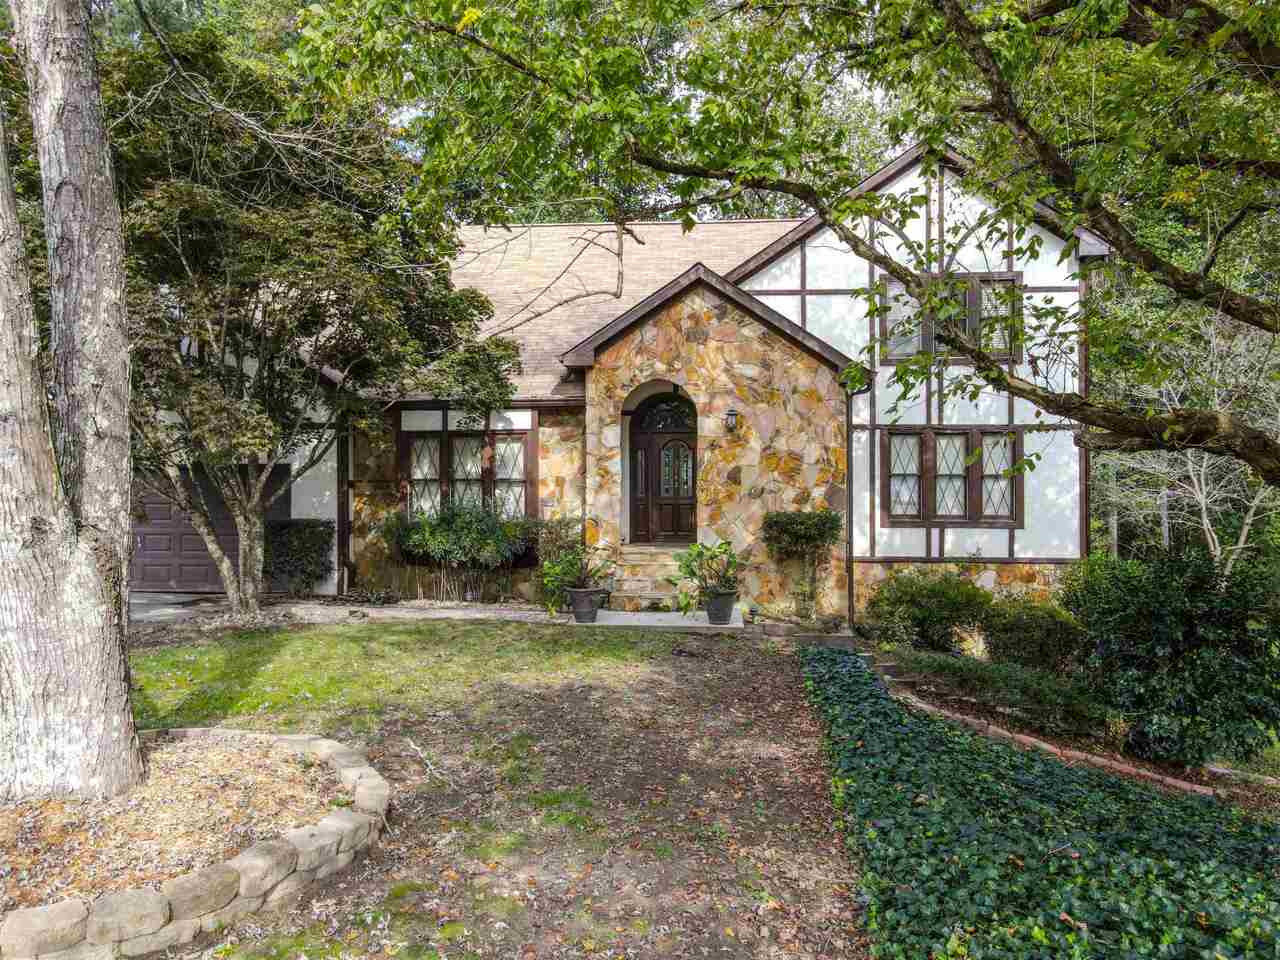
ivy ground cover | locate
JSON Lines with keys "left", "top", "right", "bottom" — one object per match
{"left": 802, "top": 647, "right": 1280, "bottom": 959}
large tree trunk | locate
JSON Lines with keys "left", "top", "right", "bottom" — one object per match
{"left": 0, "top": 0, "right": 143, "bottom": 801}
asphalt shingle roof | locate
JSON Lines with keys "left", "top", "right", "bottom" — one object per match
{"left": 448, "top": 219, "right": 803, "bottom": 401}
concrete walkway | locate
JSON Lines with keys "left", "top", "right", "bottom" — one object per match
{"left": 575, "top": 607, "right": 745, "bottom": 632}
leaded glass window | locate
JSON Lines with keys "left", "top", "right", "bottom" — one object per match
{"left": 493, "top": 436, "right": 526, "bottom": 518}
{"left": 935, "top": 434, "right": 968, "bottom": 517}
{"left": 409, "top": 436, "right": 441, "bottom": 517}
{"left": 451, "top": 435, "right": 485, "bottom": 508}
{"left": 661, "top": 441, "right": 693, "bottom": 498}
{"left": 634, "top": 447, "right": 646, "bottom": 496}
{"left": 883, "top": 279, "right": 922, "bottom": 358}
{"left": 888, "top": 434, "right": 921, "bottom": 517}
{"left": 637, "top": 395, "right": 696, "bottom": 433}
{"left": 978, "top": 279, "right": 1016, "bottom": 354}
{"left": 982, "top": 433, "right": 1015, "bottom": 517}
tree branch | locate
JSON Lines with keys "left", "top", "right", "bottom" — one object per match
{"left": 933, "top": 0, "right": 1280, "bottom": 335}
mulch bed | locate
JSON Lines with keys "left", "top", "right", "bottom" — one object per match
{"left": 0, "top": 738, "right": 346, "bottom": 911}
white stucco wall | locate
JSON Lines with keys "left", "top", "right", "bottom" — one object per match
{"left": 290, "top": 437, "right": 340, "bottom": 595}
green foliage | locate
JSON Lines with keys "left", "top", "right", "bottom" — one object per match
{"left": 890, "top": 647, "right": 1113, "bottom": 740}
{"left": 803, "top": 647, "right": 1280, "bottom": 959}
{"left": 668, "top": 542, "right": 740, "bottom": 615}
{"left": 866, "top": 570, "right": 991, "bottom": 652}
{"left": 383, "top": 504, "right": 534, "bottom": 571}
{"left": 0, "top": 25, "right": 517, "bottom": 602}
{"left": 264, "top": 519, "right": 335, "bottom": 595}
{"left": 761, "top": 509, "right": 844, "bottom": 559}
{"left": 530, "top": 517, "right": 612, "bottom": 613}
{"left": 1061, "top": 550, "right": 1280, "bottom": 766}
{"left": 762, "top": 509, "right": 843, "bottom": 617}
{"left": 983, "top": 596, "right": 1088, "bottom": 673}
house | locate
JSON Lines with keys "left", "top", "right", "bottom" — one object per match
{"left": 129, "top": 143, "right": 1105, "bottom": 616}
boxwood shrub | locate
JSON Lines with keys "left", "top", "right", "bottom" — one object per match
{"left": 866, "top": 570, "right": 991, "bottom": 652}
{"left": 983, "top": 596, "right": 1088, "bottom": 672}
{"left": 803, "top": 646, "right": 1280, "bottom": 959}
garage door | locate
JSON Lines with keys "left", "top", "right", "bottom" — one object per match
{"left": 129, "top": 468, "right": 289, "bottom": 593}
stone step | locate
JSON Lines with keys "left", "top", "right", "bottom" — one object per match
{"left": 607, "top": 591, "right": 676, "bottom": 613}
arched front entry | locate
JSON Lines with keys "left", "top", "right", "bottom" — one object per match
{"left": 628, "top": 391, "right": 697, "bottom": 543}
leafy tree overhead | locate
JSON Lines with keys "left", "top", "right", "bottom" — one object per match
{"left": 295, "top": 0, "right": 1280, "bottom": 481}
{"left": 4, "top": 23, "right": 520, "bottom": 617}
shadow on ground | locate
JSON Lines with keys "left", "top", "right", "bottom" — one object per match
{"left": 197, "top": 633, "right": 866, "bottom": 960}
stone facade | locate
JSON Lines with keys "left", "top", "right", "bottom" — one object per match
{"left": 0, "top": 731, "right": 387, "bottom": 960}
{"left": 583, "top": 284, "right": 849, "bottom": 615}
{"left": 849, "top": 560, "right": 1066, "bottom": 611}
{"left": 538, "top": 410, "right": 586, "bottom": 519}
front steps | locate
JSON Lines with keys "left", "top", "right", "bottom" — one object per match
{"left": 608, "top": 545, "right": 683, "bottom": 611}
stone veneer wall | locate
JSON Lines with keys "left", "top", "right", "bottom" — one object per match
{"left": 584, "top": 284, "right": 849, "bottom": 615}
{"left": 849, "top": 561, "right": 1066, "bottom": 611}
{"left": 0, "top": 730, "right": 389, "bottom": 960}
{"left": 537, "top": 410, "right": 586, "bottom": 518}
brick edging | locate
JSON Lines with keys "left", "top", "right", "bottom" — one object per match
{"left": 893, "top": 691, "right": 1221, "bottom": 798}
{"left": 0, "top": 729, "right": 390, "bottom": 960}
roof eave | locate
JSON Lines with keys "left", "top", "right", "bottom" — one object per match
{"left": 559, "top": 262, "right": 862, "bottom": 382}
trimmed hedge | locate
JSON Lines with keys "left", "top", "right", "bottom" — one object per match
{"left": 265, "top": 519, "right": 335, "bottom": 594}
{"left": 866, "top": 570, "right": 991, "bottom": 651}
{"left": 983, "top": 596, "right": 1088, "bottom": 672}
{"left": 803, "top": 646, "right": 1280, "bottom": 959}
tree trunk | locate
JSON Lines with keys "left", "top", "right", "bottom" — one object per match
{"left": 233, "top": 508, "right": 266, "bottom": 616}
{"left": 0, "top": 0, "right": 143, "bottom": 800}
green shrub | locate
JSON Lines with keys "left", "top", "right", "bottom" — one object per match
{"left": 668, "top": 541, "right": 741, "bottom": 614}
{"left": 802, "top": 646, "right": 1280, "bottom": 959}
{"left": 762, "top": 509, "right": 843, "bottom": 617}
{"left": 866, "top": 569, "right": 991, "bottom": 652}
{"left": 383, "top": 504, "right": 532, "bottom": 570}
{"left": 264, "top": 519, "right": 335, "bottom": 594}
{"left": 983, "top": 595, "right": 1087, "bottom": 672}
{"left": 1061, "top": 548, "right": 1280, "bottom": 766}
{"left": 891, "top": 646, "right": 1113, "bottom": 738}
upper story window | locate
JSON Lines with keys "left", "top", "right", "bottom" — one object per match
{"left": 881, "top": 272, "right": 1022, "bottom": 363}
{"left": 739, "top": 229, "right": 863, "bottom": 358}
{"left": 881, "top": 428, "right": 1022, "bottom": 528}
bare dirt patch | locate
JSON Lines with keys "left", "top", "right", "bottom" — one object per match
{"left": 185, "top": 632, "right": 868, "bottom": 960}
{"left": 0, "top": 738, "right": 346, "bottom": 911}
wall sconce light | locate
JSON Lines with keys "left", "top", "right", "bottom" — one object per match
{"left": 725, "top": 408, "right": 739, "bottom": 433}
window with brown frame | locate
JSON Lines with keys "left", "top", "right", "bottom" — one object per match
{"left": 880, "top": 428, "right": 1023, "bottom": 527}
{"left": 402, "top": 427, "right": 537, "bottom": 520}
{"left": 880, "top": 272, "right": 1023, "bottom": 363}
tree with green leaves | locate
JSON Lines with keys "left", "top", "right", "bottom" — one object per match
{"left": 294, "top": 0, "right": 1280, "bottom": 481}
{"left": 4, "top": 22, "right": 520, "bottom": 617}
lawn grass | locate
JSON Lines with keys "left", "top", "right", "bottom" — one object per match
{"left": 129, "top": 619, "right": 675, "bottom": 732}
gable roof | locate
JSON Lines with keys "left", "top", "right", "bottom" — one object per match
{"left": 724, "top": 142, "right": 1111, "bottom": 284}
{"left": 449, "top": 219, "right": 803, "bottom": 401}
{"left": 560, "top": 263, "right": 856, "bottom": 375}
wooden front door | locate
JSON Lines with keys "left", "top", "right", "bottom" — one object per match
{"left": 628, "top": 393, "right": 697, "bottom": 544}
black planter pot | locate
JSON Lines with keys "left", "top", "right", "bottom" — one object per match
{"left": 567, "top": 587, "right": 601, "bottom": 623}
{"left": 705, "top": 590, "right": 738, "bottom": 626}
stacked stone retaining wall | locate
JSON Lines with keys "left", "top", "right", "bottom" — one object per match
{"left": 0, "top": 730, "right": 389, "bottom": 960}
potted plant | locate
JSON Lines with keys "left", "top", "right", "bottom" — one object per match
{"left": 542, "top": 545, "right": 614, "bottom": 622}
{"left": 668, "top": 541, "right": 741, "bottom": 625}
